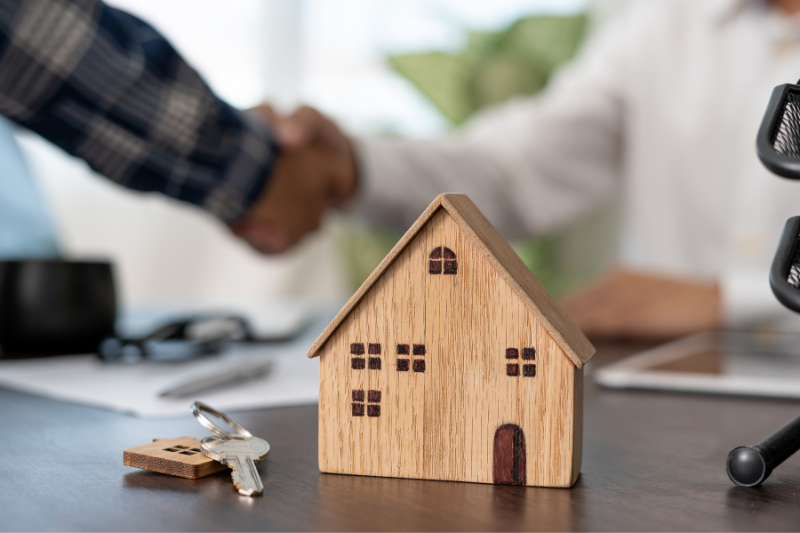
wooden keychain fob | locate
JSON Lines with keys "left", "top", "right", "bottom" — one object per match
{"left": 123, "top": 437, "right": 227, "bottom": 479}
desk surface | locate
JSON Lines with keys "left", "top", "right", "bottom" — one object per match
{"left": 4, "top": 343, "right": 800, "bottom": 532}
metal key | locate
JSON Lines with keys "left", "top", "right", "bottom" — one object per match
{"left": 190, "top": 402, "right": 270, "bottom": 497}
{"left": 200, "top": 435, "right": 270, "bottom": 496}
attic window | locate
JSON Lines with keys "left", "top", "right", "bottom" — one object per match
{"left": 429, "top": 247, "right": 457, "bottom": 275}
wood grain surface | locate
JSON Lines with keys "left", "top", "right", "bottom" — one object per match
{"left": 440, "top": 194, "right": 594, "bottom": 366}
{"left": 308, "top": 194, "right": 594, "bottom": 366}
{"left": 4, "top": 343, "right": 800, "bottom": 531}
{"left": 123, "top": 437, "right": 227, "bottom": 479}
{"left": 318, "top": 208, "right": 580, "bottom": 487}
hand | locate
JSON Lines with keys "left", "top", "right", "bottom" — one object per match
{"left": 232, "top": 105, "right": 358, "bottom": 254}
{"left": 560, "top": 268, "right": 721, "bottom": 340}
{"left": 229, "top": 143, "right": 351, "bottom": 254}
{"left": 251, "top": 104, "right": 358, "bottom": 199}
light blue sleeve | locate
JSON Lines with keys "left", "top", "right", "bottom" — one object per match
{"left": 0, "top": 117, "right": 60, "bottom": 259}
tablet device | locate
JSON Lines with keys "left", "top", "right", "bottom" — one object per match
{"left": 594, "top": 331, "right": 800, "bottom": 398}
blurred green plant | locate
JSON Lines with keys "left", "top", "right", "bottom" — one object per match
{"left": 338, "top": 225, "right": 404, "bottom": 294}
{"left": 340, "top": 13, "right": 593, "bottom": 296}
{"left": 389, "top": 14, "right": 587, "bottom": 125}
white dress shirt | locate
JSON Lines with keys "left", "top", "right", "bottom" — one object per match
{"left": 353, "top": 0, "right": 800, "bottom": 330}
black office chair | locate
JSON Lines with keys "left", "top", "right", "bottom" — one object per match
{"left": 757, "top": 83, "right": 800, "bottom": 311}
{"left": 725, "top": 82, "right": 800, "bottom": 488}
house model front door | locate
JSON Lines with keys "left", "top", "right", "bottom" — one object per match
{"left": 493, "top": 424, "right": 526, "bottom": 485}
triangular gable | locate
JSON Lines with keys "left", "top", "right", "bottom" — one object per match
{"left": 307, "top": 194, "right": 595, "bottom": 367}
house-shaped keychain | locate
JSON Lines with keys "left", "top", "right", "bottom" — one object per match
{"left": 307, "top": 194, "right": 594, "bottom": 487}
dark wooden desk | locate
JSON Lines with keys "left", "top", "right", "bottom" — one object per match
{"left": 4, "top": 344, "right": 800, "bottom": 531}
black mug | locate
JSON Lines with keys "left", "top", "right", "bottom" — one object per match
{"left": 0, "top": 260, "right": 116, "bottom": 356}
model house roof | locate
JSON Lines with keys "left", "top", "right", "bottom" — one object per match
{"left": 307, "top": 194, "right": 595, "bottom": 367}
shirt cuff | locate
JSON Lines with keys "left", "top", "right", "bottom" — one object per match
{"left": 200, "top": 111, "right": 279, "bottom": 224}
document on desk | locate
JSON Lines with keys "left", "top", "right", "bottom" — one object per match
{"left": 0, "top": 344, "right": 319, "bottom": 417}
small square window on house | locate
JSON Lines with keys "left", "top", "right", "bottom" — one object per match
{"left": 413, "top": 360, "right": 426, "bottom": 372}
{"left": 506, "top": 348, "right": 519, "bottom": 359}
{"left": 523, "top": 364, "right": 536, "bottom": 377}
{"left": 413, "top": 344, "right": 426, "bottom": 356}
{"left": 396, "top": 359, "right": 410, "bottom": 371}
{"left": 368, "top": 357, "right": 382, "bottom": 370}
{"left": 367, "top": 405, "right": 380, "bottom": 417}
{"left": 507, "top": 364, "right": 519, "bottom": 376}
{"left": 352, "top": 403, "right": 365, "bottom": 416}
{"left": 369, "top": 343, "right": 381, "bottom": 354}
{"left": 352, "top": 389, "right": 365, "bottom": 402}
{"left": 350, "top": 343, "right": 364, "bottom": 355}
{"left": 351, "top": 358, "right": 365, "bottom": 370}
{"left": 368, "top": 390, "right": 381, "bottom": 403}
{"left": 397, "top": 344, "right": 409, "bottom": 355}
{"left": 522, "top": 348, "right": 536, "bottom": 360}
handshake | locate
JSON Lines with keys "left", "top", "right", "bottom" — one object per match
{"left": 230, "top": 106, "right": 358, "bottom": 254}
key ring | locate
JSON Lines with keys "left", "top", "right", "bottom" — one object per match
{"left": 191, "top": 401, "right": 252, "bottom": 440}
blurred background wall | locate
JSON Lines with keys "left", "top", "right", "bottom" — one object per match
{"left": 14, "top": 0, "right": 631, "bottom": 308}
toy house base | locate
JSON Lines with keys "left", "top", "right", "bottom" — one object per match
{"left": 309, "top": 194, "right": 594, "bottom": 488}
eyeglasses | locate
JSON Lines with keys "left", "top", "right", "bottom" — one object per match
{"left": 98, "top": 314, "right": 251, "bottom": 363}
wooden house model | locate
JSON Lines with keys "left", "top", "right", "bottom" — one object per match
{"left": 307, "top": 194, "right": 594, "bottom": 487}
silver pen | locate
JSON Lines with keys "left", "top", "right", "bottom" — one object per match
{"left": 159, "top": 359, "right": 273, "bottom": 398}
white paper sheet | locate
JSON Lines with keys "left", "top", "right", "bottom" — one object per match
{"left": 0, "top": 303, "right": 334, "bottom": 417}
{"left": 0, "top": 344, "right": 319, "bottom": 417}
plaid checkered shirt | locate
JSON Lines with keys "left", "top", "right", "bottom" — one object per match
{"left": 0, "top": 0, "right": 277, "bottom": 223}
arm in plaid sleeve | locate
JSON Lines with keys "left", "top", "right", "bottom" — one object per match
{"left": 0, "top": 0, "right": 277, "bottom": 222}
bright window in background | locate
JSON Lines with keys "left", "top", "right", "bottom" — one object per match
{"left": 303, "top": 0, "right": 588, "bottom": 137}
{"left": 106, "top": 0, "right": 270, "bottom": 107}
{"left": 108, "top": 0, "right": 588, "bottom": 138}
